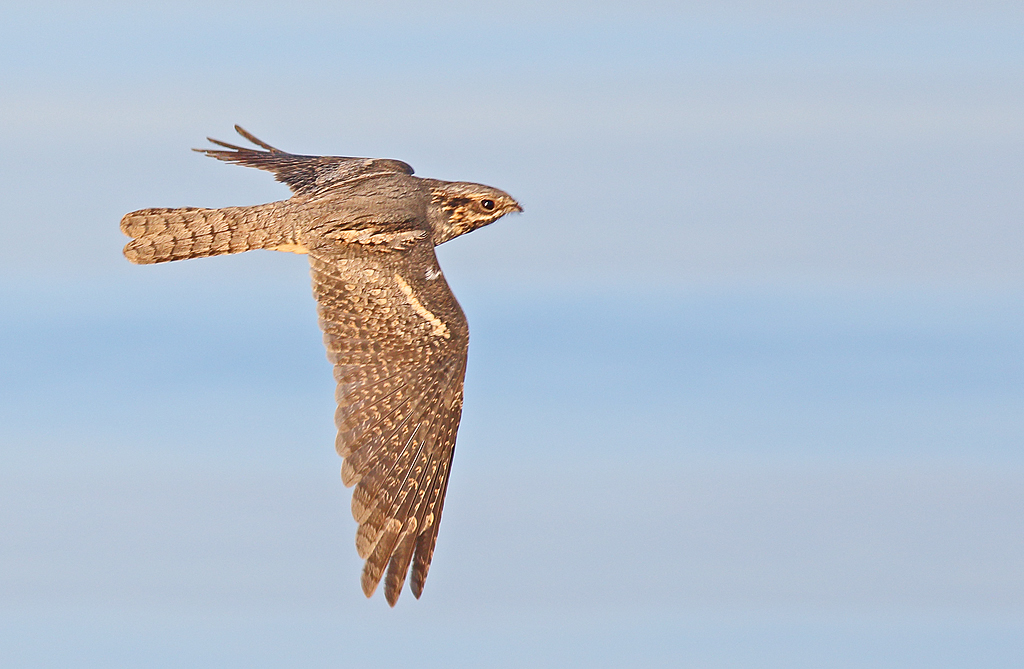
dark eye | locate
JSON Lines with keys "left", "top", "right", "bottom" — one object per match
{"left": 481, "top": 199, "right": 495, "bottom": 211}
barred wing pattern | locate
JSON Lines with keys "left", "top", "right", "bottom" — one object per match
{"left": 309, "top": 241, "right": 468, "bottom": 606}
{"left": 197, "top": 126, "right": 414, "bottom": 196}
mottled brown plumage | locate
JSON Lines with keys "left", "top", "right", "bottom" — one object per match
{"left": 120, "top": 126, "right": 520, "bottom": 606}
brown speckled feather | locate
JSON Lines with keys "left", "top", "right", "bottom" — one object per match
{"left": 120, "top": 202, "right": 300, "bottom": 264}
{"left": 119, "top": 126, "right": 520, "bottom": 606}
{"left": 309, "top": 240, "right": 467, "bottom": 605}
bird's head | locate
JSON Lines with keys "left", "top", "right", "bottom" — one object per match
{"left": 426, "top": 181, "right": 522, "bottom": 244}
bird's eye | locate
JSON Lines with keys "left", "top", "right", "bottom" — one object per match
{"left": 481, "top": 199, "right": 495, "bottom": 211}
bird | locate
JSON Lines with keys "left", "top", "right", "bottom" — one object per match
{"left": 119, "top": 126, "right": 521, "bottom": 606}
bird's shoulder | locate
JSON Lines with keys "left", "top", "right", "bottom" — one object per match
{"left": 294, "top": 174, "right": 433, "bottom": 252}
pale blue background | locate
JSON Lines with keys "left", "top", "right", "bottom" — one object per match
{"left": 1, "top": 1, "right": 1023, "bottom": 666}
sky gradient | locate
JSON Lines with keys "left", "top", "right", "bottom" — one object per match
{"left": 1, "top": 1, "right": 1023, "bottom": 666}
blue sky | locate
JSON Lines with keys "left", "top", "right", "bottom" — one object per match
{"left": 1, "top": 2, "right": 1023, "bottom": 666}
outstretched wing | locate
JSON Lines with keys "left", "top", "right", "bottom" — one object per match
{"left": 309, "top": 238, "right": 468, "bottom": 606}
{"left": 196, "top": 125, "right": 414, "bottom": 196}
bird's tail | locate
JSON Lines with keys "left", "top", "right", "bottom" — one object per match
{"left": 120, "top": 201, "right": 300, "bottom": 265}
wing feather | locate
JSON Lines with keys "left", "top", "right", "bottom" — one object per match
{"left": 357, "top": 359, "right": 457, "bottom": 541}
{"left": 409, "top": 398, "right": 463, "bottom": 598}
{"left": 349, "top": 355, "right": 459, "bottom": 562}
{"left": 410, "top": 445, "right": 457, "bottom": 599}
{"left": 196, "top": 125, "right": 414, "bottom": 196}
{"left": 309, "top": 240, "right": 468, "bottom": 605}
{"left": 384, "top": 384, "right": 459, "bottom": 604}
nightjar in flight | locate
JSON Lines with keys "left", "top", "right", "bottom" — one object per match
{"left": 120, "top": 126, "right": 521, "bottom": 606}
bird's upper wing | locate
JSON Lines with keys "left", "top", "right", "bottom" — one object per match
{"left": 308, "top": 236, "right": 468, "bottom": 606}
{"left": 196, "top": 125, "right": 414, "bottom": 196}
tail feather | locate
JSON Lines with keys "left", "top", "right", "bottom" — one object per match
{"left": 120, "top": 201, "right": 297, "bottom": 264}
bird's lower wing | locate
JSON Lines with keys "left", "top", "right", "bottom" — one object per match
{"left": 308, "top": 240, "right": 468, "bottom": 606}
